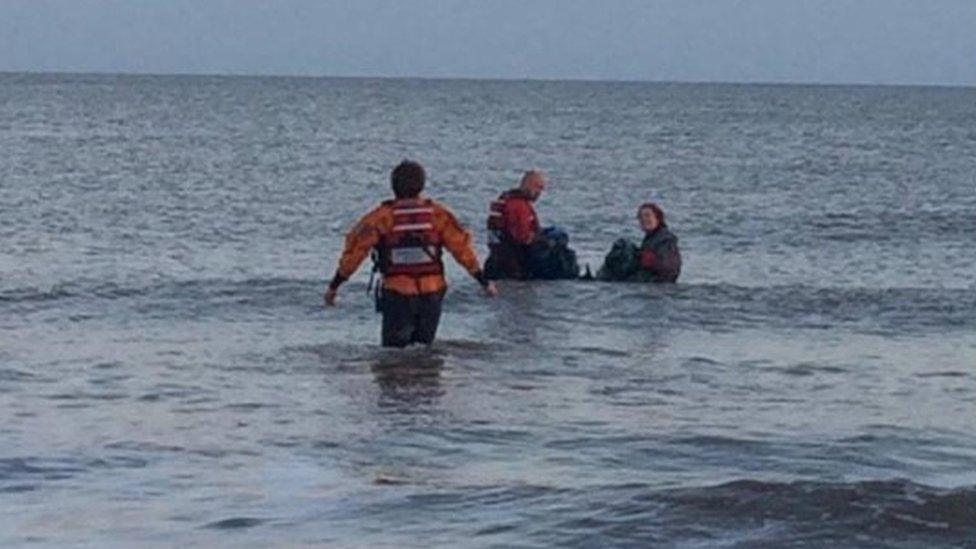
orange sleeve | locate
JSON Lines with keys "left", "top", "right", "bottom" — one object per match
{"left": 435, "top": 203, "right": 482, "bottom": 276}
{"left": 336, "top": 206, "right": 389, "bottom": 279}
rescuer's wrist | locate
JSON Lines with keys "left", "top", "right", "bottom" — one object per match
{"left": 473, "top": 270, "right": 489, "bottom": 288}
{"left": 328, "top": 272, "right": 347, "bottom": 291}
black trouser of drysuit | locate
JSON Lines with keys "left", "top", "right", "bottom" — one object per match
{"left": 380, "top": 289, "right": 445, "bottom": 348}
{"left": 484, "top": 242, "right": 532, "bottom": 280}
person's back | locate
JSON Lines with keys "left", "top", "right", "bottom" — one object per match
{"left": 351, "top": 197, "right": 463, "bottom": 294}
{"left": 325, "top": 160, "right": 497, "bottom": 347}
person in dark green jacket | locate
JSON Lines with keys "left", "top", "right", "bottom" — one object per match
{"left": 597, "top": 202, "right": 681, "bottom": 283}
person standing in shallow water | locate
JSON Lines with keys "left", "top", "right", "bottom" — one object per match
{"left": 483, "top": 170, "right": 548, "bottom": 279}
{"left": 324, "top": 160, "right": 498, "bottom": 347}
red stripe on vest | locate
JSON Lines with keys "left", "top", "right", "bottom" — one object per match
{"left": 379, "top": 199, "right": 444, "bottom": 277}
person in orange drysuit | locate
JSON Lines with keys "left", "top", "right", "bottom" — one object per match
{"left": 325, "top": 160, "right": 498, "bottom": 347}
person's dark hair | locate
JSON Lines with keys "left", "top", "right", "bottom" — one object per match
{"left": 637, "top": 202, "right": 666, "bottom": 226}
{"left": 391, "top": 160, "right": 425, "bottom": 198}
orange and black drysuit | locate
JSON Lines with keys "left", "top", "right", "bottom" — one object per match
{"left": 483, "top": 189, "right": 540, "bottom": 279}
{"left": 328, "top": 196, "right": 488, "bottom": 347}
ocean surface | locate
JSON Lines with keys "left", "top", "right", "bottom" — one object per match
{"left": 1, "top": 73, "right": 975, "bottom": 547}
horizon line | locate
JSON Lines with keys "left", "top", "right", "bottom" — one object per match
{"left": 2, "top": 69, "right": 974, "bottom": 91}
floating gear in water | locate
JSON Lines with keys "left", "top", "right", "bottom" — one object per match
{"left": 528, "top": 226, "right": 580, "bottom": 280}
{"left": 596, "top": 238, "right": 640, "bottom": 281}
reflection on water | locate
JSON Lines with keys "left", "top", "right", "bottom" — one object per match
{"left": 483, "top": 283, "right": 543, "bottom": 345}
{"left": 371, "top": 351, "right": 445, "bottom": 405}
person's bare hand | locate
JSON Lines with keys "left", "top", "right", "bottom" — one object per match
{"left": 483, "top": 281, "right": 499, "bottom": 298}
{"left": 324, "top": 288, "right": 338, "bottom": 307}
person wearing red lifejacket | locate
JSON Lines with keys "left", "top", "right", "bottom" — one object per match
{"left": 484, "top": 170, "right": 548, "bottom": 279}
{"left": 325, "top": 160, "right": 498, "bottom": 347}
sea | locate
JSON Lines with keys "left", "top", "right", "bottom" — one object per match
{"left": 1, "top": 73, "right": 975, "bottom": 548}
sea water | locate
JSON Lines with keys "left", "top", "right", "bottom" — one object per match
{"left": 1, "top": 73, "right": 975, "bottom": 547}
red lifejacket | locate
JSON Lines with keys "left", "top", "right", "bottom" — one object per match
{"left": 377, "top": 199, "right": 444, "bottom": 277}
{"left": 487, "top": 189, "right": 534, "bottom": 246}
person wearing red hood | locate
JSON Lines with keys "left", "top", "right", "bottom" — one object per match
{"left": 483, "top": 170, "right": 547, "bottom": 279}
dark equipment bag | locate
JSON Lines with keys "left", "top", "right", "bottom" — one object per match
{"left": 596, "top": 238, "right": 640, "bottom": 281}
{"left": 528, "top": 226, "right": 580, "bottom": 280}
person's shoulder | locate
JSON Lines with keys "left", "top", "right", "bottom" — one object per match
{"left": 643, "top": 227, "right": 677, "bottom": 246}
{"left": 658, "top": 227, "right": 679, "bottom": 245}
{"left": 424, "top": 197, "right": 449, "bottom": 211}
{"left": 356, "top": 201, "right": 395, "bottom": 227}
{"left": 425, "top": 198, "right": 457, "bottom": 219}
{"left": 370, "top": 201, "right": 397, "bottom": 216}
{"left": 427, "top": 199, "right": 472, "bottom": 232}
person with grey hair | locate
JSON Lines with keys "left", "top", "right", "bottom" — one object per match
{"left": 483, "top": 170, "right": 548, "bottom": 279}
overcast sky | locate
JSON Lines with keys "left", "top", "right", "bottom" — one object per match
{"left": 2, "top": 0, "right": 974, "bottom": 86}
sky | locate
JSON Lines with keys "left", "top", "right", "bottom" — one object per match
{"left": 1, "top": 0, "right": 975, "bottom": 86}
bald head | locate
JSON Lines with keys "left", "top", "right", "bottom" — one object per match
{"left": 519, "top": 170, "right": 547, "bottom": 201}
